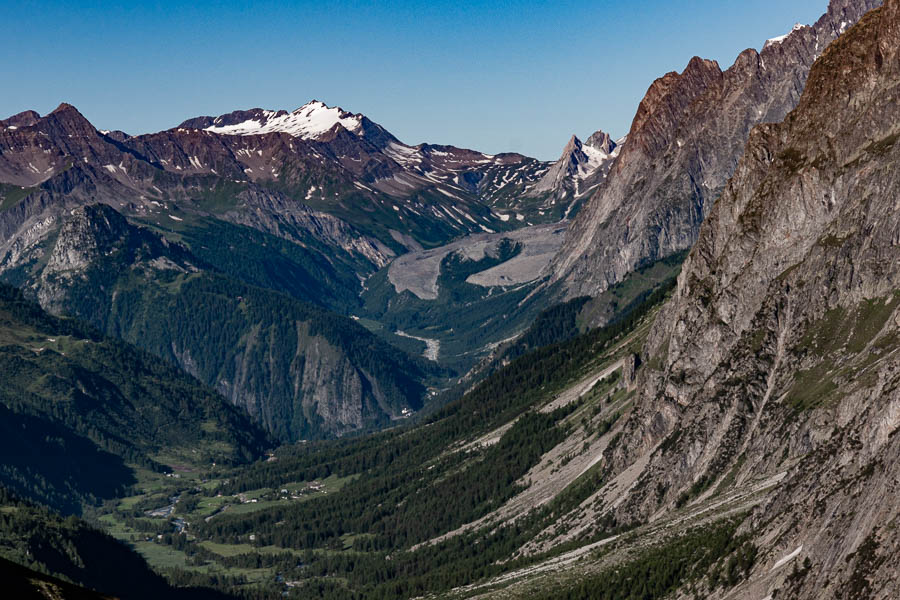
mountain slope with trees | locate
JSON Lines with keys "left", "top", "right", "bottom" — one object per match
{"left": 0, "top": 282, "right": 269, "bottom": 512}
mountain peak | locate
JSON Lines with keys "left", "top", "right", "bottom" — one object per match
{"left": 42, "top": 102, "right": 98, "bottom": 136}
{"left": 296, "top": 99, "right": 332, "bottom": 112}
{"left": 50, "top": 102, "right": 81, "bottom": 116}
{"left": 584, "top": 130, "right": 616, "bottom": 154}
{"left": 627, "top": 56, "right": 723, "bottom": 158}
{"left": 1, "top": 109, "right": 41, "bottom": 129}
{"left": 196, "top": 100, "right": 365, "bottom": 140}
{"left": 562, "top": 134, "right": 583, "bottom": 154}
{"left": 527, "top": 128, "right": 620, "bottom": 199}
{"left": 763, "top": 22, "right": 809, "bottom": 49}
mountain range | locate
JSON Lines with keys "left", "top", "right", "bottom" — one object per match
{"left": 2, "top": 0, "right": 899, "bottom": 598}
{"left": 0, "top": 94, "right": 621, "bottom": 439}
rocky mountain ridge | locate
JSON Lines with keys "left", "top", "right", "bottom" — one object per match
{"left": 171, "top": 100, "right": 615, "bottom": 231}
{"left": 0, "top": 97, "right": 614, "bottom": 278}
{"left": 526, "top": 130, "right": 621, "bottom": 210}
{"left": 548, "top": 0, "right": 884, "bottom": 299}
{"left": 541, "top": 2, "right": 900, "bottom": 597}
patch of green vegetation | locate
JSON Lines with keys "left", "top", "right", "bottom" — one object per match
{"left": 132, "top": 540, "right": 190, "bottom": 569}
{"left": 0, "top": 184, "right": 36, "bottom": 212}
{"left": 779, "top": 147, "right": 806, "bottom": 173}
{"left": 360, "top": 241, "right": 548, "bottom": 373}
{"left": 874, "top": 331, "right": 900, "bottom": 352}
{"left": 353, "top": 316, "right": 384, "bottom": 333}
{"left": 797, "top": 306, "right": 847, "bottom": 355}
{"left": 786, "top": 364, "right": 837, "bottom": 412}
{"left": 498, "top": 296, "right": 591, "bottom": 361}
{"left": 549, "top": 458, "right": 609, "bottom": 517}
{"left": 526, "top": 518, "right": 755, "bottom": 600}
{"left": 818, "top": 233, "right": 849, "bottom": 248}
{"left": 715, "top": 453, "right": 747, "bottom": 495}
{"left": 136, "top": 215, "right": 364, "bottom": 312}
{"left": 863, "top": 131, "right": 900, "bottom": 157}
{"left": 577, "top": 251, "right": 686, "bottom": 330}
{"left": 750, "top": 326, "right": 768, "bottom": 352}
{"left": 788, "top": 294, "right": 900, "bottom": 411}
{"left": 675, "top": 473, "right": 715, "bottom": 508}
{"left": 192, "top": 178, "right": 245, "bottom": 214}
{"left": 841, "top": 530, "right": 885, "bottom": 600}
{"left": 847, "top": 295, "right": 900, "bottom": 353}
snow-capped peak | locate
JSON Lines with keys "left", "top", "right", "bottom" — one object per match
{"left": 764, "top": 23, "right": 806, "bottom": 49}
{"left": 203, "top": 100, "right": 363, "bottom": 139}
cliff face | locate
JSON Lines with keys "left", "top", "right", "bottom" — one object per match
{"left": 594, "top": 3, "right": 900, "bottom": 597}
{"left": 550, "top": 0, "right": 884, "bottom": 299}
{"left": 211, "top": 318, "right": 411, "bottom": 439}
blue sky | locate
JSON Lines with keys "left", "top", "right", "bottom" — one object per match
{"left": 5, "top": 0, "right": 829, "bottom": 159}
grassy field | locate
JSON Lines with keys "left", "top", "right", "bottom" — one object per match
{"left": 93, "top": 464, "right": 359, "bottom": 578}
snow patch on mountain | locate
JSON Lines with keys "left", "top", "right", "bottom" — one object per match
{"left": 764, "top": 23, "right": 806, "bottom": 48}
{"left": 204, "top": 101, "right": 363, "bottom": 139}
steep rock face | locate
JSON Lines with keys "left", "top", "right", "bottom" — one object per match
{"left": 42, "top": 204, "right": 188, "bottom": 275}
{"left": 594, "top": 4, "right": 900, "bottom": 597}
{"left": 214, "top": 318, "right": 409, "bottom": 439}
{"left": 550, "top": 0, "right": 883, "bottom": 298}
{"left": 34, "top": 204, "right": 197, "bottom": 314}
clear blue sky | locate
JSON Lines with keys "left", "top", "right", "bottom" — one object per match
{"left": 5, "top": 0, "right": 830, "bottom": 159}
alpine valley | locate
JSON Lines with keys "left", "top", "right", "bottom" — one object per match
{"left": 2, "top": 0, "right": 899, "bottom": 599}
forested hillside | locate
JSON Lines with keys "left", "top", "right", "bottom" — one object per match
{"left": 7, "top": 204, "right": 438, "bottom": 441}
{"left": 0, "top": 283, "right": 269, "bottom": 513}
{"left": 80, "top": 285, "right": 668, "bottom": 599}
{"left": 0, "top": 488, "right": 234, "bottom": 599}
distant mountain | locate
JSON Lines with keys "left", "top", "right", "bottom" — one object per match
{"left": 0, "top": 97, "right": 614, "bottom": 439}
{"left": 548, "top": 0, "right": 883, "bottom": 298}
{"left": 0, "top": 98, "right": 581, "bottom": 259}
{"left": 181, "top": 101, "right": 372, "bottom": 138}
{"left": 0, "top": 102, "right": 394, "bottom": 280}
{"left": 526, "top": 130, "right": 621, "bottom": 213}
{"left": 169, "top": 99, "right": 574, "bottom": 237}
